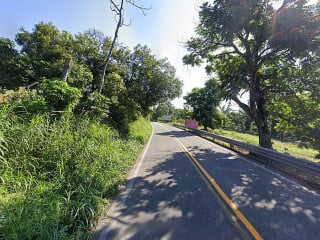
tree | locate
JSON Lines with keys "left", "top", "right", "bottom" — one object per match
{"left": 99, "top": 0, "right": 150, "bottom": 93}
{"left": 267, "top": 51, "right": 320, "bottom": 154}
{"left": 74, "top": 29, "right": 109, "bottom": 92}
{"left": 183, "top": 0, "right": 319, "bottom": 148}
{"left": 151, "top": 102, "right": 175, "bottom": 121}
{"left": 14, "top": 22, "right": 93, "bottom": 92}
{"left": 1, "top": 22, "right": 182, "bottom": 126}
{"left": 184, "top": 78, "right": 221, "bottom": 130}
{"left": 15, "top": 22, "right": 74, "bottom": 83}
{"left": 0, "top": 38, "right": 26, "bottom": 89}
{"left": 125, "top": 45, "right": 182, "bottom": 116}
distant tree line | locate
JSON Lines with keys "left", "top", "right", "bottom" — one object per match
{"left": 0, "top": 22, "right": 182, "bottom": 129}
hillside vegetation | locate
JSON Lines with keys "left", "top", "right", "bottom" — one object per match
{"left": 0, "top": 107, "right": 151, "bottom": 239}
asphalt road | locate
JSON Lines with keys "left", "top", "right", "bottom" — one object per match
{"left": 94, "top": 123, "right": 320, "bottom": 240}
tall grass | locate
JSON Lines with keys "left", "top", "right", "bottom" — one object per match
{"left": 214, "top": 129, "right": 319, "bottom": 162}
{"left": 0, "top": 106, "right": 151, "bottom": 239}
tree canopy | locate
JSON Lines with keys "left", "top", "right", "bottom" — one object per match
{"left": 0, "top": 22, "right": 182, "bottom": 126}
{"left": 184, "top": 78, "right": 221, "bottom": 130}
{"left": 184, "top": 0, "right": 320, "bottom": 148}
{"left": 267, "top": 47, "right": 320, "bottom": 152}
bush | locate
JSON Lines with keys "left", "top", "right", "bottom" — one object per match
{"left": 76, "top": 91, "right": 111, "bottom": 120}
{"left": 0, "top": 106, "right": 151, "bottom": 239}
{"left": 38, "top": 79, "right": 82, "bottom": 112}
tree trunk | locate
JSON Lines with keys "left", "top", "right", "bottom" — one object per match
{"left": 62, "top": 58, "right": 72, "bottom": 81}
{"left": 256, "top": 114, "right": 272, "bottom": 149}
{"left": 253, "top": 78, "right": 273, "bottom": 149}
{"left": 99, "top": 0, "right": 124, "bottom": 94}
{"left": 234, "top": 69, "right": 273, "bottom": 149}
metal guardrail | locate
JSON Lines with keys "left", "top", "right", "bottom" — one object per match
{"left": 174, "top": 124, "right": 320, "bottom": 182}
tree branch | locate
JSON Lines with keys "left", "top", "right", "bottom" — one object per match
{"left": 127, "top": 0, "right": 151, "bottom": 15}
{"left": 110, "top": 0, "right": 120, "bottom": 12}
{"left": 231, "top": 95, "right": 251, "bottom": 116}
{"left": 99, "top": 0, "right": 125, "bottom": 93}
{"left": 257, "top": 48, "right": 290, "bottom": 67}
{"left": 237, "top": 32, "right": 252, "bottom": 59}
{"left": 231, "top": 42, "right": 245, "bottom": 58}
{"left": 99, "top": 0, "right": 150, "bottom": 93}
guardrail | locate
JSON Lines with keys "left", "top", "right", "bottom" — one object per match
{"left": 174, "top": 124, "right": 320, "bottom": 185}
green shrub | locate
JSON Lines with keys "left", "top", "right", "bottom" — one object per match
{"left": 0, "top": 107, "right": 151, "bottom": 239}
{"left": 38, "top": 79, "right": 82, "bottom": 111}
{"left": 76, "top": 91, "right": 111, "bottom": 120}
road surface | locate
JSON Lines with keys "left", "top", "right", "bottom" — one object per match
{"left": 94, "top": 123, "right": 320, "bottom": 240}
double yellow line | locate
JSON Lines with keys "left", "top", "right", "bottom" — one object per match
{"left": 175, "top": 137, "right": 263, "bottom": 240}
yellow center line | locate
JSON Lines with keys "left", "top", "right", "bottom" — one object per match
{"left": 175, "top": 137, "right": 264, "bottom": 240}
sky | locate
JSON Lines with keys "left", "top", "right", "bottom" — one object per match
{"left": 1, "top": 0, "right": 318, "bottom": 109}
{"left": 0, "top": 0, "right": 209, "bottom": 108}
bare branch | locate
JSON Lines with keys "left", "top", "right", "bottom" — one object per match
{"left": 231, "top": 96, "right": 251, "bottom": 115}
{"left": 110, "top": 0, "right": 120, "bottom": 12}
{"left": 126, "top": 0, "right": 151, "bottom": 16}
{"left": 99, "top": 0, "right": 150, "bottom": 93}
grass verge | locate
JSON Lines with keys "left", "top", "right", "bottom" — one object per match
{"left": 214, "top": 129, "right": 319, "bottom": 162}
{"left": 0, "top": 108, "right": 151, "bottom": 239}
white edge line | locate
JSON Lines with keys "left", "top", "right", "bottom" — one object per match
{"left": 128, "top": 122, "right": 154, "bottom": 189}
{"left": 103, "top": 122, "right": 155, "bottom": 231}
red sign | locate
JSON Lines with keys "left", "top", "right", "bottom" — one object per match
{"left": 185, "top": 119, "right": 199, "bottom": 129}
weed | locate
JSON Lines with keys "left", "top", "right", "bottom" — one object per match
{"left": 214, "top": 129, "right": 319, "bottom": 162}
{"left": 0, "top": 107, "right": 151, "bottom": 239}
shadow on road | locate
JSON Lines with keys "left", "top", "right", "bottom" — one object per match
{"left": 94, "top": 125, "right": 320, "bottom": 240}
{"left": 156, "top": 130, "right": 193, "bottom": 138}
{"left": 94, "top": 150, "right": 243, "bottom": 240}
{"left": 181, "top": 144, "right": 320, "bottom": 240}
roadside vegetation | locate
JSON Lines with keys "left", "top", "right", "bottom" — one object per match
{"left": 183, "top": 0, "right": 320, "bottom": 150}
{"left": 213, "top": 129, "right": 319, "bottom": 162}
{"left": 1, "top": 0, "right": 319, "bottom": 237}
{"left": 0, "top": 21, "right": 179, "bottom": 239}
{"left": 0, "top": 106, "right": 151, "bottom": 239}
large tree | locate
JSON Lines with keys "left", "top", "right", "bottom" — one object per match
{"left": 184, "top": 78, "right": 221, "bottom": 130}
{"left": 15, "top": 22, "right": 74, "bottom": 82}
{"left": 268, "top": 49, "right": 320, "bottom": 153}
{"left": 183, "top": 0, "right": 319, "bottom": 148}
{"left": 15, "top": 22, "right": 93, "bottom": 91}
{"left": 0, "top": 38, "right": 26, "bottom": 89}
{"left": 125, "top": 45, "right": 183, "bottom": 116}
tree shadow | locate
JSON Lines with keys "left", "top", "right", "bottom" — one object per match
{"left": 94, "top": 150, "right": 244, "bottom": 240}
{"left": 156, "top": 130, "right": 193, "bottom": 138}
{"left": 94, "top": 125, "right": 320, "bottom": 240}
{"left": 182, "top": 144, "right": 320, "bottom": 240}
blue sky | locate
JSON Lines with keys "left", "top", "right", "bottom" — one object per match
{"left": 0, "top": 0, "right": 208, "bottom": 108}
